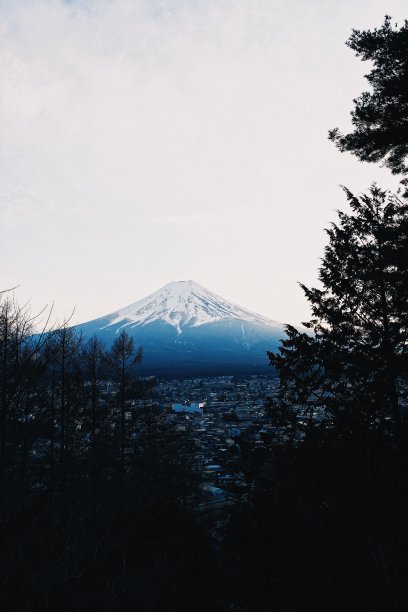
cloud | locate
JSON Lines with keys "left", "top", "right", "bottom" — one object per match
{"left": 0, "top": 0, "right": 406, "bottom": 324}
{"left": 151, "top": 207, "right": 247, "bottom": 225}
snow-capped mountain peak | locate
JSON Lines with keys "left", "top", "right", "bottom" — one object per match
{"left": 102, "top": 280, "right": 279, "bottom": 334}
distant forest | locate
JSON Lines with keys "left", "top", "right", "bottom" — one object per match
{"left": 1, "top": 16, "right": 408, "bottom": 612}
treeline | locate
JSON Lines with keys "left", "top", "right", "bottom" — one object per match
{"left": 209, "top": 182, "right": 408, "bottom": 611}
{"left": 0, "top": 297, "right": 214, "bottom": 611}
{"left": 0, "top": 296, "right": 148, "bottom": 502}
{"left": 232, "top": 186, "right": 408, "bottom": 611}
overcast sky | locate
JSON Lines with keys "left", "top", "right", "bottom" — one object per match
{"left": 1, "top": 0, "right": 406, "bottom": 326}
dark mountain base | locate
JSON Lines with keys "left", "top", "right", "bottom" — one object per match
{"left": 75, "top": 317, "right": 282, "bottom": 376}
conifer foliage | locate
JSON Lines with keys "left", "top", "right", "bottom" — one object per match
{"left": 329, "top": 16, "right": 408, "bottom": 176}
{"left": 270, "top": 185, "right": 408, "bottom": 427}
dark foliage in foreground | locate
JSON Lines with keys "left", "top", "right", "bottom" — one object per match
{"left": 270, "top": 185, "right": 408, "bottom": 430}
{"left": 1, "top": 191, "right": 408, "bottom": 610}
{"left": 223, "top": 421, "right": 408, "bottom": 612}
{"left": 0, "top": 305, "right": 211, "bottom": 610}
{"left": 1, "top": 278, "right": 408, "bottom": 611}
{"left": 264, "top": 181, "right": 408, "bottom": 611}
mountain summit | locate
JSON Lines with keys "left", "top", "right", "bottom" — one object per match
{"left": 102, "top": 280, "right": 280, "bottom": 335}
{"left": 75, "top": 281, "right": 284, "bottom": 375}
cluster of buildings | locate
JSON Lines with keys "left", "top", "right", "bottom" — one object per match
{"left": 140, "top": 375, "right": 283, "bottom": 516}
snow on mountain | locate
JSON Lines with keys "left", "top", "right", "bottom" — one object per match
{"left": 75, "top": 280, "right": 286, "bottom": 374}
{"left": 102, "top": 280, "right": 281, "bottom": 335}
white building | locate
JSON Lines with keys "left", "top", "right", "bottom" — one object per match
{"left": 172, "top": 402, "right": 203, "bottom": 415}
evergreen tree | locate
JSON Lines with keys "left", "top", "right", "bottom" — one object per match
{"left": 329, "top": 16, "right": 408, "bottom": 177}
{"left": 51, "top": 325, "right": 83, "bottom": 488}
{"left": 82, "top": 336, "right": 106, "bottom": 509}
{"left": 108, "top": 330, "right": 143, "bottom": 511}
{"left": 269, "top": 185, "right": 408, "bottom": 430}
{"left": 0, "top": 295, "right": 52, "bottom": 476}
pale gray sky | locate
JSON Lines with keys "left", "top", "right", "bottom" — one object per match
{"left": 0, "top": 0, "right": 406, "bottom": 325}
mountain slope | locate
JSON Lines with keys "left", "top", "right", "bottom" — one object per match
{"left": 102, "top": 280, "right": 280, "bottom": 333}
{"left": 75, "top": 281, "right": 284, "bottom": 375}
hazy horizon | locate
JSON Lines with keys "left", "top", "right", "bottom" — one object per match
{"left": 1, "top": 0, "right": 406, "bottom": 326}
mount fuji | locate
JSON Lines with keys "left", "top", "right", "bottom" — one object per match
{"left": 75, "top": 281, "right": 285, "bottom": 375}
